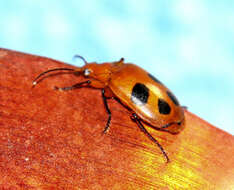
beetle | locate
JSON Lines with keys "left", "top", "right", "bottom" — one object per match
{"left": 32, "top": 56, "right": 185, "bottom": 162}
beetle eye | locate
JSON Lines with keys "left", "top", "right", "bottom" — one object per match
{"left": 84, "top": 69, "right": 91, "bottom": 76}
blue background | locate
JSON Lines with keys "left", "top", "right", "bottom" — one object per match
{"left": 0, "top": 0, "right": 233, "bottom": 134}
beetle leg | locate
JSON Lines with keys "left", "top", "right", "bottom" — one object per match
{"left": 102, "top": 89, "right": 112, "bottom": 134}
{"left": 131, "top": 113, "right": 170, "bottom": 163}
{"left": 54, "top": 80, "right": 91, "bottom": 91}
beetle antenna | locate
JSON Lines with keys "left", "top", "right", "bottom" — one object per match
{"left": 73, "top": 55, "right": 88, "bottom": 65}
{"left": 32, "top": 68, "right": 75, "bottom": 86}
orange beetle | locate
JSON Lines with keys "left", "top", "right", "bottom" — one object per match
{"left": 33, "top": 57, "right": 185, "bottom": 162}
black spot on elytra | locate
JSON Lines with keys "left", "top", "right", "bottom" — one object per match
{"left": 158, "top": 99, "right": 171, "bottom": 114}
{"left": 131, "top": 83, "right": 149, "bottom": 105}
{"left": 167, "top": 91, "right": 179, "bottom": 106}
{"left": 148, "top": 73, "right": 163, "bottom": 85}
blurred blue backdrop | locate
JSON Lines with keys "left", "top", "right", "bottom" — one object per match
{"left": 0, "top": 0, "right": 233, "bottom": 134}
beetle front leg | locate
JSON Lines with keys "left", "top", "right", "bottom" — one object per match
{"left": 54, "top": 80, "right": 91, "bottom": 91}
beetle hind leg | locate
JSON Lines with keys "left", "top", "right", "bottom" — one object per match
{"left": 131, "top": 113, "right": 170, "bottom": 163}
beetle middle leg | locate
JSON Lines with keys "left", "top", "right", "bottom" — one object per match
{"left": 102, "top": 88, "right": 112, "bottom": 134}
{"left": 54, "top": 80, "right": 91, "bottom": 91}
{"left": 131, "top": 113, "right": 170, "bottom": 163}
